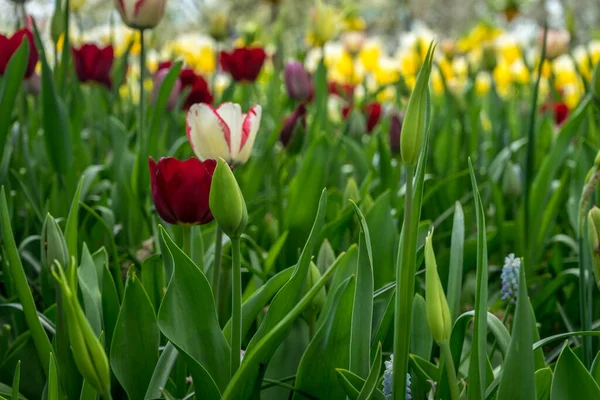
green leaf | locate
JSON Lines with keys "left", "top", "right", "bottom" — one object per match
{"left": 79, "top": 379, "right": 97, "bottom": 400}
{"left": 157, "top": 226, "right": 229, "bottom": 398}
{"left": 294, "top": 276, "right": 355, "bottom": 400}
{"left": 0, "top": 39, "right": 28, "bottom": 154}
{"left": 12, "top": 361, "right": 20, "bottom": 400}
{"left": 350, "top": 203, "right": 374, "bottom": 378}
{"left": 357, "top": 342, "right": 383, "bottom": 400}
{"left": 334, "top": 369, "right": 387, "bottom": 400}
{"left": 447, "top": 201, "right": 464, "bottom": 320}
{"left": 32, "top": 22, "right": 73, "bottom": 178}
{"left": 145, "top": 342, "right": 179, "bottom": 400}
{"left": 497, "top": 259, "right": 536, "bottom": 400}
{"left": 0, "top": 187, "right": 53, "bottom": 377}
{"left": 147, "top": 61, "right": 183, "bottom": 158}
{"left": 65, "top": 178, "right": 83, "bottom": 261}
{"left": 550, "top": 343, "right": 600, "bottom": 399}
{"left": 110, "top": 268, "right": 159, "bottom": 400}
{"left": 223, "top": 266, "right": 294, "bottom": 343}
{"left": 48, "top": 354, "right": 59, "bottom": 400}
{"left": 365, "top": 191, "right": 397, "bottom": 290}
{"left": 411, "top": 293, "right": 432, "bottom": 360}
{"left": 409, "top": 353, "right": 441, "bottom": 382}
{"left": 101, "top": 264, "right": 120, "bottom": 353}
{"left": 467, "top": 158, "right": 489, "bottom": 400}
{"left": 141, "top": 254, "right": 166, "bottom": 314}
{"left": 591, "top": 351, "right": 600, "bottom": 386}
{"left": 535, "top": 368, "right": 552, "bottom": 400}
{"left": 533, "top": 331, "right": 600, "bottom": 350}
{"left": 78, "top": 244, "right": 103, "bottom": 337}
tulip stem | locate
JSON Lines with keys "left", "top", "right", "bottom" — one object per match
{"left": 441, "top": 341, "right": 460, "bottom": 400}
{"left": 181, "top": 225, "right": 191, "bottom": 257}
{"left": 230, "top": 236, "right": 242, "bottom": 378}
{"left": 393, "top": 164, "right": 416, "bottom": 400}
{"left": 213, "top": 225, "right": 223, "bottom": 308}
{"left": 139, "top": 29, "right": 146, "bottom": 154}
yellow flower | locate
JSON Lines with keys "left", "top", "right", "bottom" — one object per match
{"left": 376, "top": 86, "right": 396, "bottom": 103}
{"left": 437, "top": 57, "right": 454, "bottom": 80}
{"left": 359, "top": 41, "right": 381, "bottom": 72}
{"left": 344, "top": 15, "right": 366, "bottom": 32}
{"left": 307, "top": 1, "right": 340, "bottom": 47}
{"left": 511, "top": 60, "right": 529, "bottom": 85}
{"left": 162, "top": 34, "right": 216, "bottom": 75}
{"left": 458, "top": 22, "right": 502, "bottom": 52}
{"left": 475, "top": 71, "right": 491, "bottom": 96}
{"left": 493, "top": 62, "right": 512, "bottom": 96}
{"left": 373, "top": 57, "right": 400, "bottom": 86}
{"left": 399, "top": 50, "right": 421, "bottom": 76}
{"left": 431, "top": 70, "right": 444, "bottom": 96}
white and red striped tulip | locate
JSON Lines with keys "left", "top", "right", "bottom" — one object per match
{"left": 186, "top": 103, "right": 262, "bottom": 165}
{"left": 114, "top": 0, "right": 167, "bottom": 30}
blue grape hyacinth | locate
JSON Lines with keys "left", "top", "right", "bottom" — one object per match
{"left": 382, "top": 354, "right": 412, "bottom": 400}
{"left": 501, "top": 253, "right": 520, "bottom": 304}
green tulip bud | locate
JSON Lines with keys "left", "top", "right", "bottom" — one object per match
{"left": 424, "top": 230, "right": 452, "bottom": 344}
{"left": 50, "top": 0, "right": 65, "bottom": 45}
{"left": 52, "top": 258, "right": 110, "bottom": 396}
{"left": 41, "top": 213, "right": 69, "bottom": 270}
{"left": 502, "top": 162, "right": 522, "bottom": 198}
{"left": 344, "top": 177, "right": 360, "bottom": 207}
{"left": 209, "top": 158, "right": 248, "bottom": 239}
{"left": 316, "top": 239, "right": 336, "bottom": 275}
{"left": 302, "top": 262, "right": 326, "bottom": 321}
{"left": 591, "top": 61, "right": 600, "bottom": 100}
{"left": 401, "top": 42, "right": 435, "bottom": 166}
{"left": 588, "top": 206, "right": 600, "bottom": 288}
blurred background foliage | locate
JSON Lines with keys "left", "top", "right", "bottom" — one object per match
{"left": 1, "top": 0, "right": 599, "bottom": 50}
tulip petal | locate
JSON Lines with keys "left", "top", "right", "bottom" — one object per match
{"left": 186, "top": 103, "right": 232, "bottom": 162}
{"left": 237, "top": 105, "right": 262, "bottom": 164}
{"left": 149, "top": 158, "right": 177, "bottom": 224}
{"left": 216, "top": 103, "right": 243, "bottom": 159}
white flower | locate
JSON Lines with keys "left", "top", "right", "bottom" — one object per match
{"left": 186, "top": 103, "right": 262, "bottom": 165}
{"left": 114, "top": 0, "right": 167, "bottom": 30}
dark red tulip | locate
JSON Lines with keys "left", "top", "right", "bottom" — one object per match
{"left": 284, "top": 61, "right": 312, "bottom": 101}
{"left": 365, "top": 102, "right": 382, "bottom": 133}
{"left": 149, "top": 157, "right": 216, "bottom": 225}
{"left": 220, "top": 47, "right": 267, "bottom": 82}
{"left": 540, "top": 101, "right": 569, "bottom": 126}
{"left": 342, "top": 101, "right": 382, "bottom": 134}
{"left": 280, "top": 103, "right": 307, "bottom": 150}
{"left": 328, "top": 81, "right": 355, "bottom": 101}
{"left": 157, "top": 62, "right": 213, "bottom": 110}
{"left": 0, "top": 28, "right": 38, "bottom": 79}
{"left": 72, "top": 44, "right": 114, "bottom": 87}
{"left": 389, "top": 111, "right": 404, "bottom": 154}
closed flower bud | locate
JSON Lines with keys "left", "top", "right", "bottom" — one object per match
{"left": 316, "top": 239, "right": 336, "bottom": 275}
{"left": 50, "top": 0, "right": 65, "bottom": 44}
{"left": 502, "top": 161, "right": 522, "bottom": 198}
{"left": 208, "top": 11, "right": 229, "bottom": 42}
{"left": 344, "top": 177, "right": 360, "bottom": 206}
{"left": 308, "top": 1, "right": 339, "bottom": 47}
{"left": 52, "top": 259, "right": 110, "bottom": 396}
{"left": 279, "top": 103, "right": 307, "bottom": 153}
{"left": 401, "top": 42, "right": 435, "bottom": 166}
{"left": 41, "top": 214, "right": 69, "bottom": 270}
{"left": 209, "top": 158, "right": 248, "bottom": 238}
{"left": 424, "top": 231, "right": 452, "bottom": 344}
{"left": 341, "top": 30, "right": 366, "bottom": 56}
{"left": 591, "top": 61, "right": 600, "bottom": 101}
{"left": 501, "top": 254, "right": 520, "bottom": 304}
{"left": 302, "top": 262, "right": 326, "bottom": 321}
{"left": 71, "top": 0, "right": 86, "bottom": 11}
{"left": 389, "top": 111, "right": 403, "bottom": 154}
{"left": 114, "top": 0, "right": 167, "bottom": 30}
{"left": 587, "top": 206, "right": 600, "bottom": 287}
{"left": 284, "top": 61, "right": 312, "bottom": 101}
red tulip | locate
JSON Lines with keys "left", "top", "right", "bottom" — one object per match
{"left": 157, "top": 62, "right": 213, "bottom": 109}
{"left": 389, "top": 111, "right": 404, "bottom": 154}
{"left": 284, "top": 61, "right": 312, "bottom": 101}
{"left": 328, "top": 81, "right": 355, "bottom": 101}
{"left": 342, "top": 101, "right": 382, "bottom": 134}
{"left": 0, "top": 28, "right": 38, "bottom": 79}
{"left": 280, "top": 103, "right": 307, "bottom": 149}
{"left": 72, "top": 44, "right": 114, "bottom": 87}
{"left": 220, "top": 47, "right": 267, "bottom": 82}
{"left": 149, "top": 157, "right": 216, "bottom": 225}
{"left": 540, "top": 101, "right": 569, "bottom": 126}
{"left": 364, "top": 102, "right": 382, "bottom": 133}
